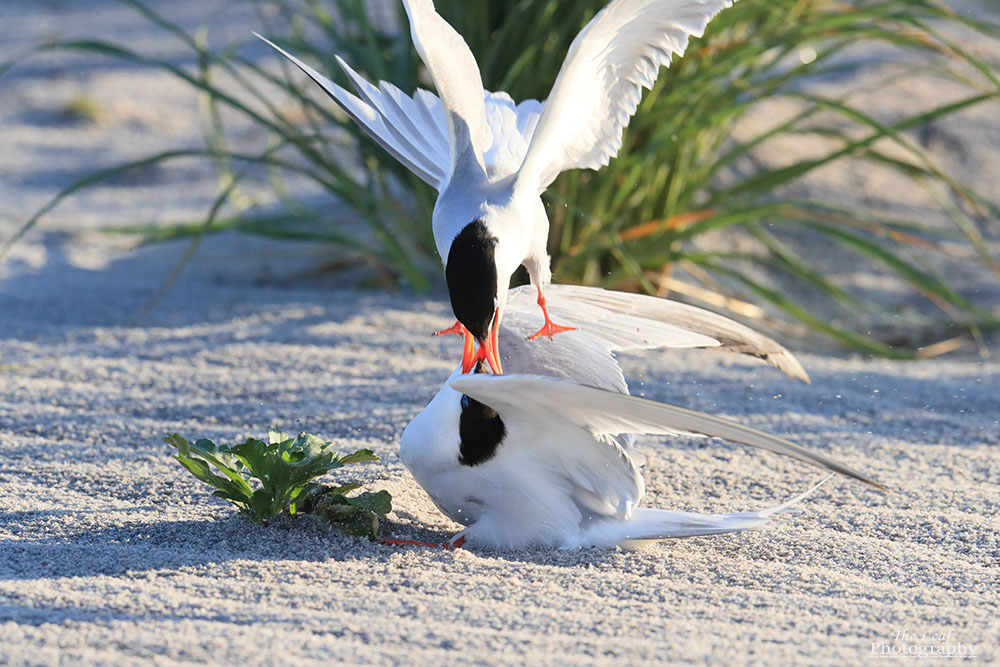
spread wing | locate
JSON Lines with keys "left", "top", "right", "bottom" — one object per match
{"left": 516, "top": 0, "right": 737, "bottom": 193}
{"left": 255, "top": 34, "right": 446, "bottom": 187}
{"left": 256, "top": 36, "right": 543, "bottom": 188}
{"left": 401, "top": 0, "right": 491, "bottom": 182}
{"left": 476, "top": 283, "right": 809, "bottom": 465}
{"left": 450, "top": 374, "right": 885, "bottom": 490}
{"left": 530, "top": 284, "right": 809, "bottom": 382}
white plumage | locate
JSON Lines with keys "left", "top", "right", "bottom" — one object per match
{"left": 255, "top": 5, "right": 884, "bottom": 549}
{"left": 258, "top": 0, "right": 744, "bottom": 373}
{"left": 516, "top": 0, "right": 736, "bottom": 191}
{"left": 399, "top": 286, "right": 883, "bottom": 549}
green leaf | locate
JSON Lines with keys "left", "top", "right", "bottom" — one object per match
{"left": 186, "top": 439, "right": 255, "bottom": 497}
{"left": 163, "top": 433, "right": 191, "bottom": 457}
{"left": 173, "top": 454, "right": 213, "bottom": 484}
{"left": 173, "top": 455, "right": 252, "bottom": 511}
{"left": 250, "top": 489, "right": 275, "bottom": 525}
{"left": 339, "top": 449, "right": 380, "bottom": 466}
{"left": 318, "top": 501, "right": 381, "bottom": 539}
{"left": 267, "top": 427, "right": 291, "bottom": 445}
{"left": 325, "top": 483, "right": 364, "bottom": 497}
{"left": 346, "top": 491, "right": 393, "bottom": 516}
{"left": 287, "top": 482, "right": 317, "bottom": 515}
{"left": 291, "top": 431, "right": 331, "bottom": 459}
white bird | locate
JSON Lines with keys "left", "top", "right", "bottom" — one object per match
{"left": 258, "top": 0, "right": 741, "bottom": 375}
{"left": 394, "top": 285, "right": 884, "bottom": 549}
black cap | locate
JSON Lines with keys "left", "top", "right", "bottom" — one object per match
{"left": 445, "top": 220, "right": 499, "bottom": 341}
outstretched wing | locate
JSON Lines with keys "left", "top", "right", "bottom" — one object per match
{"left": 516, "top": 0, "right": 737, "bottom": 193}
{"left": 401, "top": 0, "right": 491, "bottom": 183}
{"left": 529, "top": 284, "right": 810, "bottom": 382}
{"left": 450, "top": 374, "right": 885, "bottom": 490}
{"left": 255, "top": 34, "right": 447, "bottom": 187}
{"left": 487, "top": 284, "right": 814, "bottom": 496}
{"left": 256, "top": 36, "right": 544, "bottom": 188}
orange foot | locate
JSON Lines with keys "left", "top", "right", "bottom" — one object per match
{"left": 432, "top": 319, "right": 503, "bottom": 375}
{"left": 433, "top": 320, "right": 465, "bottom": 337}
{"left": 527, "top": 285, "right": 576, "bottom": 341}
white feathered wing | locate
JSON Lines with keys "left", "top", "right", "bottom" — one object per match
{"left": 516, "top": 0, "right": 737, "bottom": 193}
{"left": 410, "top": 286, "right": 882, "bottom": 548}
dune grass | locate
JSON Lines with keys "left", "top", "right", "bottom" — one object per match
{"left": 3, "top": 0, "right": 999, "bottom": 355}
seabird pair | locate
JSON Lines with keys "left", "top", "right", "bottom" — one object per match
{"left": 260, "top": 0, "right": 883, "bottom": 549}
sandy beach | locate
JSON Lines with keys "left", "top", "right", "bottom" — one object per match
{"left": 2, "top": 1, "right": 998, "bottom": 664}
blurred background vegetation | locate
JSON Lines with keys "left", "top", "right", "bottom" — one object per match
{"left": 5, "top": 0, "right": 1000, "bottom": 356}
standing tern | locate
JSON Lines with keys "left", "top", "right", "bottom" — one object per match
{"left": 258, "top": 0, "right": 741, "bottom": 374}
{"left": 394, "top": 285, "right": 884, "bottom": 549}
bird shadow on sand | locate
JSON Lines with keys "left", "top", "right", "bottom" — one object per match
{"left": 370, "top": 510, "right": 779, "bottom": 569}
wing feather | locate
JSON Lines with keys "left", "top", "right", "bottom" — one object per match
{"left": 532, "top": 284, "right": 810, "bottom": 382}
{"left": 378, "top": 82, "right": 449, "bottom": 168}
{"left": 257, "top": 34, "right": 544, "bottom": 188}
{"left": 450, "top": 374, "right": 885, "bottom": 490}
{"left": 255, "top": 34, "right": 445, "bottom": 187}
{"left": 517, "top": 0, "right": 737, "bottom": 192}
{"left": 402, "top": 0, "right": 491, "bottom": 180}
{"left": 413, "top": 88, "right": 451, "bottom": 150}
{"left": 335, "top": 58, "right": 446, "bottom": 178}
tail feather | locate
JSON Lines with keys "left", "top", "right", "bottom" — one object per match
{"left": 578, "top": 475, "right": 832, "bottom": 548}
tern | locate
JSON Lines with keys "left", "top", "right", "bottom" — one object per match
{"left": 258, "top": 0, "right": 741, "bottom": 375}
{"left": 394, "top": 285, "right": 884, "bottom": 549}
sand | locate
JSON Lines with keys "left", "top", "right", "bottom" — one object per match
{"left": 1, "top": 1, "right": 998, "bottom": 665}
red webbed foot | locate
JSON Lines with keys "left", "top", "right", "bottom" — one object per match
{"left": 433, "top": 320, "right": 465, "bottom": 337}
{"left": 527, "top": 285, "right": 575, "bottom": 341}
{"left": 433, "top": 317, "right": 503, "bottom": 375}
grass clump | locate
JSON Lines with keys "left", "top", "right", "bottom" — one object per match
{"left": 3, "top": 0, "right": 999, "bottom": 355}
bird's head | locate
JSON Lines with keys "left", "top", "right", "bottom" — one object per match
{"left": 446, "top": 220, "right": 503, "bottom": 373}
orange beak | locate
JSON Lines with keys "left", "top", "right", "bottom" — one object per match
{"left": 460, "top": 308, "right": 503, "bottom": 375}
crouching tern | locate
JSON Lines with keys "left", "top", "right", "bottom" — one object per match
{"left": 394, "top": 285, "right": 884, "bottom": 549}
{"left": 258, "top": 0, "right": 741, "bottom": 375}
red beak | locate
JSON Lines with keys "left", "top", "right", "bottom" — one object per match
{"left": 460, "top": 308, "right": 502, "bottom": 375}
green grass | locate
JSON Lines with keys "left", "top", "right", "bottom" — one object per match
{"left": 3, "top": 0, "right": 999, "bottom": 355}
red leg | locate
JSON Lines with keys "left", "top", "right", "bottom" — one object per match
{"left": 528, "top": 285, "right": 576, "bottom": 341}
{"left": 377, "top": 534, "right": 467, "bottom": 549}
{"left": 378, "top": 538, "right": 448, "bottom": 548}
{"left": 436, "top": 321, "right": 478, "bottom": 373}
{"left": 445, "top": 534, "right": 467, "bottom": 549}
{"left": 433, "top": 320, "right": 464, "bottom": 336}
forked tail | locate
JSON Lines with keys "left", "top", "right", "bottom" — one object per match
{"left": 578, "top": 475, "right": 833, "bottom": 548}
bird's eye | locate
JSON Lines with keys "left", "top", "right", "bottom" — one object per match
{"left": 460, "top": 395, "right": 470, "bottom": 409}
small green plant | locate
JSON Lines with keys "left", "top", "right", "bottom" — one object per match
{"left": 165, "top": 427, "right": 389, "bottom": 534}
{"left": 311, "top": 484, "right": 393, "bottom": 538}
